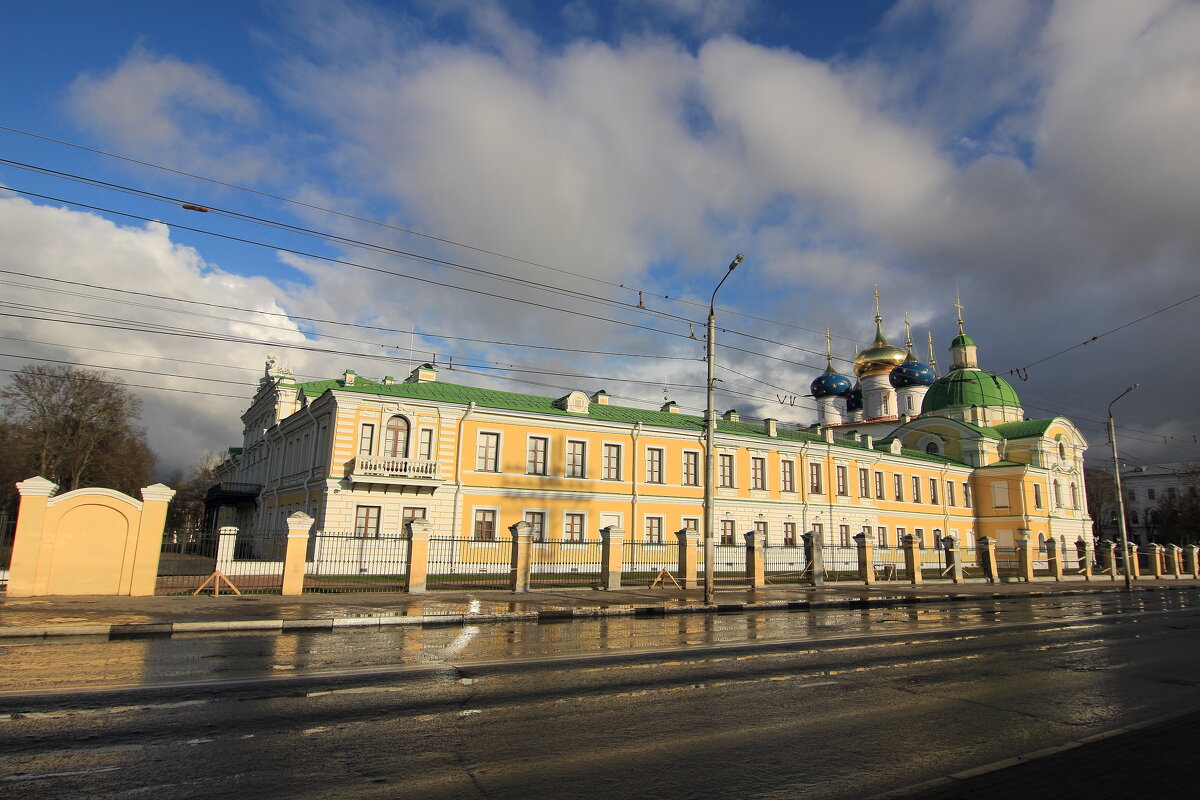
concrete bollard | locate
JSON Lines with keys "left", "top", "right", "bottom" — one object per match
{"left": 1127, "top": 543, "right": 1141, "bottom": 579}
{"left": 802, "top": 530, "right": 825, "bottom": 586}
{"left": 1167, "top": 545, "right": 1182, "bottom": 579}
{"left": 676, "top": 527, "right": 699, "bottom": 588}
{"left": 1016, "top": 538, "right": 1034, "bottom": 583}
{"left": 405, "top": 519, "right": 433, "bottom": 594}
{"left": 942, "top": 535, "right": 963, "bottom": 584}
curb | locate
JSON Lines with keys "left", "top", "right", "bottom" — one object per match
{"left": 2, "top": 583, "right": 1194, "bottom": 640}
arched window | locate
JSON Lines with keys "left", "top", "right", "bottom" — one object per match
{"left": 1037, "top": 532, "right": 1048, "bottom": 553}
{"left": 1058, "top": 442, "right": 1066, "bottom": 461}
{"left": 384, "top": 415, "right": 410, "bottom": 459}
{"left": 925, "top": 442, "right": 940, "bottom": 456}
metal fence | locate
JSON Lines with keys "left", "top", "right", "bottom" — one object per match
{"left": 157, "top": 528, "right": 287, "bottom": 594}
{"left": 709, "top": 543, "right": 749, "bottom": 585}
{"left": 427, "top": 535, "right": 514, "bottom": 590}
{"left": 764, "top": 544, "right": 808, "bottom": 585}
{"left": 303, "top": 531, "right": 408, "bottom": 593}
{"left": 874, "top": 544, "right": 907, "bottom": 581}
{"left": 530, "top": 540, "right": 604, "bottom": 589}
{"left": 621, "top": 540, "right": 680, "bottom": 587}
{"left": 823, "top": 544, "right": 860, "bottom": 582}
{"left": 993, "top": 545, "right": 1022, "bottom": 580}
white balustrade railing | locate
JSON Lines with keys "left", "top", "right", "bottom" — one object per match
{"left": 353, "top": 455, "right": 439, "bottom": 479}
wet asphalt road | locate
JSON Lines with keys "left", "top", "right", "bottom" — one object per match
{"left": 1, "top": 590, "right": 1198, "bottom": 799}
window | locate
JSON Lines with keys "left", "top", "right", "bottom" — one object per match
{"left": 781, "top": 460, "right": 795, "bottom": 493}
{"left": 912, "top": 476, "right": 922, "bottom": 503}
{"left": 754, "top": 520, "right": 768, "bottom": 543}
{"left": 1130, "top": 509, "right": 1140, "bottom": 524}
{"left": 603, "top": 443, "right": 623, "bottom": 481}
{"left": 1033, "top": 484, "right": 1043, "bottom": 509}
{"left": 525, "top": 511, "right": 546, "bottom": 541}
{"left": 894, "top": 474, "right": 904, "bottom": 501}
{"left": 1148, "top": 488, "right": 1156, "bottom": 501}
{"left": 812, "top": 522, "right": 823, "bottom": 540}
{"left": 564, "top": 512, "right": 586, "bottom": 542}
{"left": 358, "top": 423, "right": 375, "bottom": 456}
{"left": 906, "top": 394, "right": 915, "bottom": 412}
{"left": 877, "top": 526, "right": 888, "bottom": 548}
{"left": 527, "top": 436, "right": 549, "bottom": 475}
{"left": 418, "top": 428, "right": 435, "bottom": 461}
{"left": 476, "top": 432, "right": 501, "bottom": 472}
{"left": 1128, "top": 489, "right": 1137, "bottom": 501}
{"left": 566, "top": 440, "right": 586, "bottom": 478}
{"left": 915, "top": 528, "right": 925, "bottom": 548}
{"left": 836, "top": 466, "right": 848, "bottom": 496}
{"left": 1058, "top": 442, "right": 1066, "bottom": 460}
{"left": 354, "top": 506, "right": 380, "bottom": 537}
{"left": 1168, "top": 486, "right": 1178, "bottom": 500}
{"left": 946, "top": 481, "right": 956, "bottom": 507}
{"left": 933, "top": 528, "right": 942, "bottom": 548}
{"left": 925, "top": 442, "right": 940, "bottom": 456}
{"left": 683, "top": 451, "right": 700, "bottom": 486}
{"left": 810, "top": 463, "right": 824, "bottom": 494}
{"left": 473, "top": 509, "right": 497, "bottom": 541}
{"left": 645, "top": 516, "right": 664, "bottom": 544}
{"left": 751, "top": 457, "right": 766, "bottom": 490}
{"left": 881, "top": 395, "right": 889, "bottom": 415}
{"left": 838, "top": 524, "right": 850, "bottom": 547}
{"left": 719, "top": 454, "right": 735, "bottom": 487}
{"left": 929, "top": 478, "right": 939, "bottom": 505}
{"left": 859, "top": 468, "right": 870, "bottom": 497}
{"left": 384, "top": 416, "right": 409, "bottom": 458}
{"left": 992, "top": 481, "right": 1010, "bottom": 508}
{"left": 783, "top": 521, "right": 797, "bottom": 546}
{"left": 875, "top": 471, "right": 885, "bottom": 500}
{"left": 402, "top": 507, "right": 426, "bottom": 528}
{"left": 683, "top": 517, "right": 699, "bottom": 533}
{"left": 720, "top": 519, "right": 736, "bottom": 545}
{"left": 963, "top": 483, "right": 973, "bottom": 508}
{"left": 646, "top": 447, "right": 664, "bottom": 484}
{"left": 896, "top": 526, "right": 906, "bottom": 544}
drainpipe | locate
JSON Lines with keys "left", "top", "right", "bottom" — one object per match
{"left": 451, "top": 402, "right": 477, "bottom": 538}
{"left": 630, "top": 422, "right": 642, "bottom": 534}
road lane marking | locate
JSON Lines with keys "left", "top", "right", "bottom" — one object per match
{"left": 1, "top": 767, "right": 121, "bottom": 783}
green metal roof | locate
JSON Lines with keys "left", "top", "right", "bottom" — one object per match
{"left": 921, "top": 369, "right": 1021, "bottom": 413}
{"left": 951, "top": 333, "right": 975, "bottom": 348}
{"left": 987, "top": 419, "right": 1056, "bottom": 439}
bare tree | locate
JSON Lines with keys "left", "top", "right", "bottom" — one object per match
{"left": 165, "top": 451, "right": 224, "bottom": 529}
{"left": 0, "top": 365, "right": 156, "bottom": 509}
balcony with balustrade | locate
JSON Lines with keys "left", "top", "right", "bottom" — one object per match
{"left": 349, "top": 455, "right": 443, "bottom": 493}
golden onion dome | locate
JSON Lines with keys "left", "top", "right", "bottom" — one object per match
{"left": 853, "top": 317, "right": 907, "bottom": 377}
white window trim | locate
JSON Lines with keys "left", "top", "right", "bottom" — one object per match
{"left": 682, "top": 449, "right": 702, "bottom": 487}
{"left": 601, "top": 441, "right": 624, "bottom": 481}
{"left": 475, "top": 429, "right": 504, "bottom": 473}
{"left": 525, "top": 434, "right": 550, "bottom": 476}
{"left": 565, "top": 438, "right": 588, "bottom": 479}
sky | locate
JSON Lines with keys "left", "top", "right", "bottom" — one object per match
{"left": 1, "top": 0, "right": 1199, "bottom": 479}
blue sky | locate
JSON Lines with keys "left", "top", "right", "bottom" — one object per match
{"left": 2, "top": 0, "right": 1199, "bottom": 475}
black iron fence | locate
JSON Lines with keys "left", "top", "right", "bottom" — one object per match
{"left": 157, "top": 528, "right": 287, "bottom": 594}
{"left": 427, "top": 535, "right": 513, "bottom": 590}
{"left": 303, "top": 531, "right": 408, "bottom": 593}
{"left": 621, "top": 540, "right": 680, "bottom": 587}
{"left": 764, "top": 544, "right": 808, "bottom": 584}
{"left": 530, "top": 540, "right": 603, "bottom": 589}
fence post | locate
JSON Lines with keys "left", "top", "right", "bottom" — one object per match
{"left": 1126, "top": 542, "right": 1140, "bottom": 579}
{"left": 509, "top": 520, "right": 533, "bottom": 592}
{"left": 6, "top": 477, "right": 58, "bottom": 597}
{"left": 745, "top": 529, "right": 766, "bottom": 588}
{"left": 1076, "top": 537, "right": 1094, "bottom": 581}
{"left": 281, "top": 512, "right": 313, "bottom": 596}
{"left": 216, "top": 526, "right": 239, "bottom": 573}
{"left": 1186, "top": 545, "right": 1200, "bottom": 578}
{"left": 1147, "top": 543, "right": 1163, "bottom": 580}
{"left": 1100, "top": 540, "right": 1117, "bottom": 579}
{"left": 1045, "top": 537, "right": 1063, "bottom": 581}
{"left": 1167, "top": 545, "right": 1182, "bottom": 579}
{"left": 901, "top": 534, "right": 922, "bottom": 585}
{"left": 405, "top": 519, "right": 432, "bottom": 594}
{"left": 854, "top": 531, "right": 875, "bottom": 585}
{"left": 676, "top": 527, "right": 699, "bottom": 588}
{"left": 802, "top": 530, "right": 825, "bottom": 586}
{"left": 942, "top": 535, "right": 962, "bottom": 584}
{"left": 979, "top": 536, "right": 998, "bottom": 584}
{"left": 599, "top": 525, "right": 625, "bottom": 591}
{"left": 1016, "top": 538, "right": 1034, "bottom": 582}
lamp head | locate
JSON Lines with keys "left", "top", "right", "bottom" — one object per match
{"left": 729, "top": 254, "right": 743, "bottom": 271}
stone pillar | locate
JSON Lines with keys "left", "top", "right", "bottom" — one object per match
{"left": 1167, "top": 545, "right": 1182, "bottom": 579}
{"left": 216, "top": 526, "right": 239, "bottom": 572}
{"left": 1126, "top": 543, "right": 1141, "bottom": 579}
{"left": 405, "top": 519, "right": 433, "bottom": 594}
{"left": 1146, "top": 543, "right": 1163, "bottom": 580}
{"left": 5, "top": 476, "right": 58, "bottom": 597}
{"left": 129, "top": 483, "right": 176, "bottom": 596}
{"left": 1100, "top": 540, "right": 1117, "bottom": 580}
{"left": 802, "top": 530, "right": 825, "bottom": 586}
{"left": 1076, "top": 537, "right": 1094, "bottom": 581}
{"left": 676, "top": 527, "right": 699, "bottom": 588}
{"left": 281, "top": 512, "right": 313, "bottom": 596}
{"left": 509, "top": 520, "right": 533, "bottom": 592}
{"left": 745, "top": 529, "right": 766, "bottom": 589}
{"left": 1016, "top": 538, "right": 1034, "bottom": 582}
{"left": 978, "top": 536, "right": 998, "bottom": 584}
{"left": 598, "top": 525, "right": 625, "bottom": 591}
{"left": 854, "top": 531, "right": 875, "bottom": 585}
{"left": 1186, "top": 545, "right": 1200, "bottom": 579}
{"left": 942, "top": 535, "right": 963, "bottom": 584}
{"left": 902, "top": 534, "right": 922, "bottom": 585}
{"left": 1045, "top": 537, "right": 1064, "bottom": 582}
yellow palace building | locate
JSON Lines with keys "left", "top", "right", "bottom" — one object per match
{"left": 209, "top": 310, "right": 1091, "bottom": 557}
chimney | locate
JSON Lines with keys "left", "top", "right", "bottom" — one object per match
{"left": 343, "top": 369, "right": 357, "bottom": 386}
{"left": 591, "top": 390, "right": 610, "bottom": 405}
{"left": 660, "top": 401, "right": 680, "bottom": 413}
{"left": 406, "top": 363, "right": 438, "bottom": 383}
{"left": 722, "top": 409, "right": 740, "bottom": 422}
{"left": 764, "top": 418, "right": 777, "bottom": 437}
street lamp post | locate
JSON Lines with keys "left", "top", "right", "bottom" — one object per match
{"left": 1108, "top": 384, "right": 1140, "bottom": 593}
{"left": 704, "top": 254, "right": 743, "bottom": 606}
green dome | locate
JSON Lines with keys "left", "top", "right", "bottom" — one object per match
{"left": 951, "top": 333, "right": 975, "bottom": 348}
{"left": 921, "top": 369, "right": 1021, "bottom": 413}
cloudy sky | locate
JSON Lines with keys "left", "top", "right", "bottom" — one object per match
{"left": 2, "top": 0, "right": 1198, "bottom": 477}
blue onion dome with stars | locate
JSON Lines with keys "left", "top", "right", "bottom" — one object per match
{"left": 845, "top": 380, "right": 863, "bottom": 412}
{"left": 890, "top": 347, "right": 936, "bottom": 388}
{"left": 811, "top": 360, "right": 852, "bottom": 398}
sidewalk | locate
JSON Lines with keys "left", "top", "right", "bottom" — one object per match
{"left": 3, "top": 577, "right": 1197, "bottom": 638}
